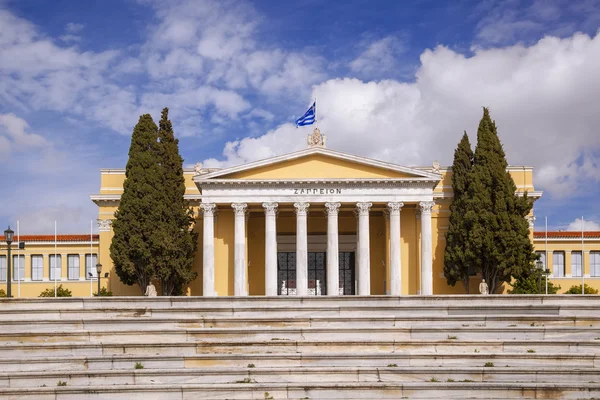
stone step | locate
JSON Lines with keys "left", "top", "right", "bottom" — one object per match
{"left": 1, "top": 340, "right": 598, "bottom": 358}
{"left": 1, "top": 295, "right": 599, "bottom": 312}
{"left": 1, "top": 366, "right": 599, "bottom": 388}
{"left": 1, "top": 326, "right": 598, "bottom": 344}
{"left": 0, "top": 352, "right": 597, "bottom": 372}
{"left": 2, "top": 315, "right": 599, "bottom": 331}
{"left": 0, "top": 382, "right": 598, "bottom": 399}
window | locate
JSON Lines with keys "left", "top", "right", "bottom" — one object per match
{"left": 12, "top": 255, "right": 25, "bottom": 281}
{"left": 85, "top": 254, "right": 98, "bottom": 279}
{"left": 535, "top": 251, "right": 546, "bottom": 269}
{"left": 571, "top": 251, "right": 582, "bottom": 277}
{"left": 31, "top": 255, "right": 43, "bottom": 281}
{"left": 0, "top": 256, "right": 5, "bottom": 282}
{"left": 591, "top": 252, "right": 600, "bottom": 277}
{"left": 49, "top": 255, "right": 61, "bottom": 281}
{"left": 67, "top": 255, "right": 80, "bottom": 280}
{"left": 552, "top": 252, "right": 565, "bottom": 277}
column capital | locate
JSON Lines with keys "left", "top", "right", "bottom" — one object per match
{"left": 419, "top": 201, "right": 435, "bottom": 214}
{"left": 262, "top": 202, "right": 279, "bottom": 216}
{"left": 97, "top": 219, "right": 112, "bottom": 232}
{"left": 324, "top": 202, "right": 341, "bottom": 216}
{"left": 200, "top": 203, "right": 217, "bottom": 216}
{"left": 355, "top": 202, "right": 372, "bottom": 216}
{"left": 231, "top": 203, "right": 248, "bottom": 216}
{"left": 387, "top": 202, "right": 404, "bottom": 216}
{"left": 294, "top": 202, "right": 310, "bottom": 216}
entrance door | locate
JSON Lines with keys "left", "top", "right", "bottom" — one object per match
{"left": 277, "top": 252, "right": 296, "bottom": 295}
{"left": 277, "top": 251, "right": 355, "bottom": 295}
{"left": 339, "top": 252, "right": 355, "bottom": 295}
{"left": 308, "top": 252, "right": 326, "bottom": 295}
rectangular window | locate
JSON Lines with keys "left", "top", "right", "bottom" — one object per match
{"left": 12, "top": 255, "right": 25, "bottom": 281}
{"left": 0, "top": 256, "right": 6, "bottom": 282}
{"left": 49, "top": 255, "right": 61, "bottom": 281}
{"left": 85, "top": 254, "right": 98, "bottom": 279}
{"left": 67, "top": 255, "right": 80, "bottom": 280}
{"left": 535, "top": 251, "right": 546, "bottom": 269}
{"left": 553, "top": 251, "right": 565, "bottom": 277}
{"left": 591, "top": 252, "right": 600, "bottom": 277}
{"left": 571, "top": 251, "right": 582, "bottom": 277}
{"left": 31, "top": 255, "right": 43, "bottom": 281}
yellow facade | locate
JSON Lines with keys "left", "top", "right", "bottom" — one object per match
{"left": 0, "top": 235, "right": 101, "bottom": 298}
{"left": 4, "top": 145, "right": 599, "bottom": 297}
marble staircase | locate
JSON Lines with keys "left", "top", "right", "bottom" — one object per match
{"left": 0, "top": 295, "right": 599, "bottom": 399}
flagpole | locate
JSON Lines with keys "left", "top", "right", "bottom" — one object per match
{"left": 582, "top": 216, "right": 585, "bottom": 295}
{"left": 90, "top": 220, "right": 93, "bottom": 297}
{"left": 17, "top": 220, "right": 20, "bottom": 298}
{"left": 545, "top": 216, "right": 548, "bottom": 295}
{"left": 54, "top": 221, "right": 57, "bottom": 298}
{"left": 314, "top": 97, "right": 318, "bottom": 129}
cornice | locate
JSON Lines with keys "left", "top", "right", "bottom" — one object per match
{"left": 90, "top": 194, "right": 202, "bottom": 205}
{"left": 196, "top": 178, "right": 440, "bottom": 189}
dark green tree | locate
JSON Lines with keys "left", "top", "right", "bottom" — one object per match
{"left": 564, "top": 284, "right": 598, "bottom": 294}
{"left": 110, "top": 114, "right": 161, "bottom": 293}
{"left": 444, "top": 132, "right": 475, "bottom": 293}
{"left": 153, "top": 108, "right": 198, "bottom": 296}
{"left": 467, "top": 108, "right": 537, "bottom": 293}
{"left": 509, "top": 269, "right": 560, "bottom": 294}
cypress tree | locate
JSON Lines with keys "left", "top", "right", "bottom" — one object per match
{"left": 110, "top": 114, "right": 161, "bottom": 293}
{"left": 467, "top": 108, "right": 537, "bottom": 293}
{"left": 444, "top": 132, "right": 474, "bottom": 293}
{"left": 153, "top": 108, "right": 198, "bottom": 295}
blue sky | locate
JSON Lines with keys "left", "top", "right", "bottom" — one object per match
{"left": 1, "top": 0, "right": 599, "bottom": 234}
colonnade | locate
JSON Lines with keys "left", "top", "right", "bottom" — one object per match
{"left": 199, "top": 201, "right": 435, "bottom": 296}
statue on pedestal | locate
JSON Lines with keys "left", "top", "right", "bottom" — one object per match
{"left": 479, "top": 279, "right": 489, "bottom": 295}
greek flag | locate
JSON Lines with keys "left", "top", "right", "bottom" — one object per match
{"left": 295, "top": 102, "right": 316, "bottom": 127}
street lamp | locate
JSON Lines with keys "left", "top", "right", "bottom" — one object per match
{"left": 4, "top": 226, "right": 14, "bottom": 298}
{"left": 95, "top": 263, "right": 102, "bottom": 295}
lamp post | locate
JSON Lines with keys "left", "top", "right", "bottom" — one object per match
{"left": 4, "top": 226, "right": 14, "bottom": 298}
{"left": 95, "top": 263, "right": 102, "bottom": 295}
{"left": 535, "top": 260, "right": 543, "bottom": 294}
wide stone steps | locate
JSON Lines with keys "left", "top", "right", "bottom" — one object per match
{"left": 0, "top": 382, "right": 599, "bottom": 400}
{"left": 1, "top": 295, "right": 599, "bottom": 399}
{"left": 1, "top": 352, "right": 598, "bottom": 372}
{"left": 1, "top": 326, "right": 599, "bottom": 345}
{"left": 3, "top": 315, "right": 600, "bottom": 331}
{"left": 1, "top": 339, "right": 598, "bottom": 358}
{"left": 1, "top": 366, "right": 599, "bottom": 388}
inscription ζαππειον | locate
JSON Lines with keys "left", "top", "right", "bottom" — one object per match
{"left": 293, "top": 188, "right": 342, "bottom": 195}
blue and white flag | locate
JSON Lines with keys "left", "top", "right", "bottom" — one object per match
{"left": 295, "top": 102, "right": 316, "bottom": 127}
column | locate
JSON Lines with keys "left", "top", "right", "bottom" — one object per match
{"left": 294, "top": 202, "right": 309, "bottom": 296}
{"left": 200, "top": 203, "right": 217, "bottom": 296}
{"left": 325, "top": 202, "right": 341, "bottom": 295}
{"left": 356, "top": 202, "right": 372, "bottom": 295}
{"left": 419, "top": 201, "right": 435, "bottom": 296}
{"left": 263, "top": 202, "right": 278, "bottom": 296}
{"left": 232, "top": 203, "right": 248, "bottom": 296}
{"left": 387, "top": 202, "right": 404, "bottom": 296}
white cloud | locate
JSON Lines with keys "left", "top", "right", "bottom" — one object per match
{"left": 0, "top": 113, "right": 47, "bottom": 154}
{"left": 349, "top": 36, "right": 406, "bottom": 76}
{"left": 205, "top": 31, "right": 600, "bottom": 197}
{"left": 65, "top": 22, "right": 84, "bottom": 33}
{"left": 567, "top": 218, "right": 600, "bottom": 231}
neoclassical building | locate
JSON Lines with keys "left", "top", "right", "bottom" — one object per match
{"left": 90, "top": 128, "right": 542, "bottom": 296}
{"left": 3, "top": 129, "right": 600, "bottom": 297}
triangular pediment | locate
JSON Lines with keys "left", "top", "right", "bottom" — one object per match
{"left": 196, "top": 147, "right": 441, "bottom": 181}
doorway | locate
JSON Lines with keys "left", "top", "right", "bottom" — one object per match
{"left": 277, "top": 251, "right": 355, "bottom": 295}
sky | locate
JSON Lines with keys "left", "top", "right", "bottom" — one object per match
{"left": 0, "top": 0, "right": 599, "bottom": 234}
